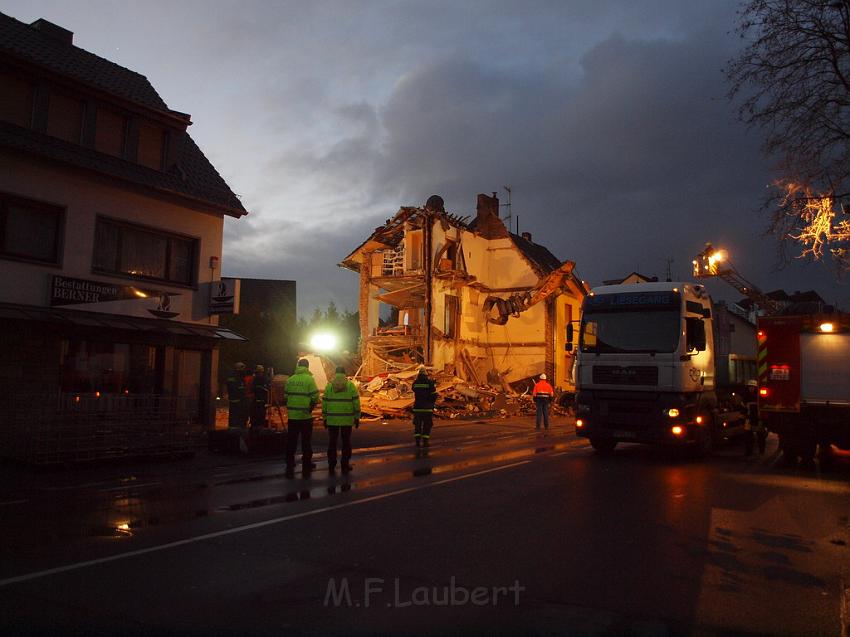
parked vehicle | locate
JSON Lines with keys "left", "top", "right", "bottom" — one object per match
{"left": 569, "top": 282, "right": 755, "bottom": 454}
{"left": 757, "top": 312, "right": 850, "bottom": 467}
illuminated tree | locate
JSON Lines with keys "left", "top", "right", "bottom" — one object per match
{"left": 727, "top": 0, "right": 850, "bottom": 269}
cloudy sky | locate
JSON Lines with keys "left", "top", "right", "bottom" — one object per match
{"left": 7, "top": 0, "right": 850, "bottom": 315}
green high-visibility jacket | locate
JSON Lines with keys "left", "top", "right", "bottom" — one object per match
{"left": 322, "top": 373, "right": 361, "bottom": 427}
{"left": 285, "top": 366, "right": 319, "bottom": 420}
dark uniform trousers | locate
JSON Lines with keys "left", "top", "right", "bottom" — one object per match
{"left": 413, "top": 412, "right": 433, "bottom": 439}
{"left": 286, "top": 418, "right": 313, "bottom": 472}
{"left": 327, "top": 426, "right": 353, "bottom": 469}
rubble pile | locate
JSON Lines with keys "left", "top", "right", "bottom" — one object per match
{"left": 356, "top": 366, "right": 542, "bottom": 420}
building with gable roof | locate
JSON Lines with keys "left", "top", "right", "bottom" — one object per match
{"left": 340, "top": 193, "right": 587, "bottom": 391}
{"left": 0, "top": 14, "right": 246, "bottom": 462}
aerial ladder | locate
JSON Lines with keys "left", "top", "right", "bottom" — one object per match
{"left": 692, "top": 243, "right": 782, "bottom": 316}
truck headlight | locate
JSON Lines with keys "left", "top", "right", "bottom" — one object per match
{"left": 666, "top": 408, "right": 680, "bottom": 418}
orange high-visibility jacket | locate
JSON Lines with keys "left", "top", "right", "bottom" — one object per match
{"left": 532, "top": 379, "right": 554, "bottom": 399}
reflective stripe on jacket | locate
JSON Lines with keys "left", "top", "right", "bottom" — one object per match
{"left": 532, "top": 380, "right": 554, "bottom": 399}
{"left": 322, "top": 373, "right": 361, "bottom": 426}
{"left": 412, "top": 373, "right": 438, "bottom": 413}
{"left": 285, "top": 366, "right": 319, "bottom": 420}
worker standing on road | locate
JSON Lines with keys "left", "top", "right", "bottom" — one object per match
{"left": 322, "top": 366, "right": 361, "bottom": 473}
{"left": 251, "top": 365, "right": 269, "bottom": 429}
{"left": 412, "top": 365, "right": 438, "bottom": 447}
{"left": 284, "top": 358, "right": 319, "bottom": 478}
{"left": 743, "top": 379, "right": 767, "bottom": 456}
{"left": 532, "top": 373, "right": 554, "bottom": 431}
{"left": 226, "top": 362, "right": 247, "bottom": 428}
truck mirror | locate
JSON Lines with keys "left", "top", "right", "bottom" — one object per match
{"left": 565, "top": 342, "right": 573, "bottom": 352}
{"left": 566, "top": 323, "right": 574, "bottom": 346}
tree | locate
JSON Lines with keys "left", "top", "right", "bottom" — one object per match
{"left": 727, "top": 0, "right": 850, "bottom": 269}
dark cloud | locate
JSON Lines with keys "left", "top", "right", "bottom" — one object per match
{"left": 7, "top": 0, "right": 849, "bottom": 313}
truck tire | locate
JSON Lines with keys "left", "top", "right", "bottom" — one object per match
{"left": 693, "top": 420, "right": 714, "bottom": 458}
{"left": 590, "top": 438, "right": 617, "bottom": 454}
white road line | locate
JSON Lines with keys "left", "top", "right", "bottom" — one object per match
{"left": 100, "top": 482, "right": 162, "bottom": 492}
{"left": 840, "top": 579, "right": 848, "bottom": 637}
{"left": 0, "top": 499, "right": 28, "bottom": 507}
{"left": 551, "top": 452, "right": 569, "bottom": 457}
{"left": 0, "top": 460, "right": 531, "bottom": 589}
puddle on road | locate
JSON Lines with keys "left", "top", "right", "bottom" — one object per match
{"left": 74, "top": 437, "right": 581, "bottom": 539}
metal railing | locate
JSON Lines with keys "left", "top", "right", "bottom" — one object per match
{"left": 0, "top": 393, "right": 202, "bottom": 465}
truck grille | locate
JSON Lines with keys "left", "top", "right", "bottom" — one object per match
{"left": 593, "top": 365, "right": 658, "bottom": 386}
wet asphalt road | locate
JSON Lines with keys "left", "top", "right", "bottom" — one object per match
{"left": 0, "top": 417, "right": 849, "bottom": 636}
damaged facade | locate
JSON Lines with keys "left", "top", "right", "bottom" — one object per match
{"left": 340, "top": 194, "right": 587, "bottom": 393}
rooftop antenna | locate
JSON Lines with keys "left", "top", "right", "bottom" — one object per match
{"left": 664, "top": 257, "right": 674, "bottom": 282}
{"left": 500, "top": 185, "right": 512, "bottom": 228}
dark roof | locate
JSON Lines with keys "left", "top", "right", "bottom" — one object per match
{"left": 0, "top": 121, "right": 245, "bottom": 215}
{"left": 602, "top": 272, "right": 658, "bottom": 285}
{"left": 0, "top": 13, "right": 246, "bottom": 217}
{"left": 509, "top": 232, "right": 563, "bottom": 275}
{"left": 0, "top": 13, "right": 167, "bottom": 110}
{"left": 789, "top": 290, "right": 825, "bottom": 304}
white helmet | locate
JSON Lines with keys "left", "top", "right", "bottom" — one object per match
{"left": 540, "top": 373, "right": 547, "bottom": 380}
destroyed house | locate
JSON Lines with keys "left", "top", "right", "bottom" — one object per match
{"left": 0, "top": 14, "right": 246, "bottom": 463}
{"left": 340, "top": 194, "right": 587, "bottom": 391}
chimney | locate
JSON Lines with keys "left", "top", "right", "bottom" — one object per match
{"left": 521, "top": 231, "right": 532, "bottom": 242}
{"left": 30, "top": 19, "right": 74, "bottom": 45}
{"left": 474, "top": 193, "right": 508, "bottom": 239}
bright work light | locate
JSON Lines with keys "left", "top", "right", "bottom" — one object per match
{"left": 310, "top": 332, "right": 338, "bottom": 352}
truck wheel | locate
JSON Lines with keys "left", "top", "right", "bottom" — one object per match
{"left": 590, "top": 439, "right": 617, "bottom": 454}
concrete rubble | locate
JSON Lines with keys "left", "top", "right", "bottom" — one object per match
{"left": 354, "top": 365, "right": 574, "bottom": 421}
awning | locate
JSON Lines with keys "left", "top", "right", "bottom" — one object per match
{"left": 0, "top": 302, "right": 247, "bottom": 341}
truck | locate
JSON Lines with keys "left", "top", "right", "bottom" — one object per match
{"left": 757, "top": 312, "right": 850, "bottom": 467}
{"left": 568, "top": 282, "right": 755, "bottom": 454}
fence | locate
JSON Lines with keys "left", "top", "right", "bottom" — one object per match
{"left": 0, "top": 393, "right": 203, "bottom": 465}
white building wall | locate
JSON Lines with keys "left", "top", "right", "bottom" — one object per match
{"left": 0, "top": 152, "right": 224, "bottom": 324}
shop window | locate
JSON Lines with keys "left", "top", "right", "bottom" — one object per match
{"left": 0, "top": 192, "right": 63, "bottom": 264}
{"left": 93, "top": 217, "right": 197, "bottom": 285}
{"left": 60, "top": 340, "right": 157, "bottom": 394}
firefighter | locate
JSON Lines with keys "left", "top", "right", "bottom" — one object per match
{"left": 744, "top": 379, "right": 767, "bottom": 456}
{"left": 412, "top": 365, "right": 438, "bottom": 447}
{"left": 322, "top": 366, "right": 361, "bottom": 473}
{"left": 532, "top": 373, "right": 554, "bottom": 430}
{"left": 226, "top": 362, "right": 247, "bottom": 428}
{"left": 251, "top": 364, "right": 269, "bottom": 429}
{"left": 284, "top": 358, "right": 320, "bottom": 478}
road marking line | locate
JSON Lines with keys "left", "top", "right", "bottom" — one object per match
{"left": 0, "top": 460, "right": 531, "bottom": 588}
{"left": 100, "top": 482, "right": 162, "bottom": 492}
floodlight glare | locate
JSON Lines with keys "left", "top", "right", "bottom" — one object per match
{"left": 310, "top": 332, "right": 338, "bottom": 352}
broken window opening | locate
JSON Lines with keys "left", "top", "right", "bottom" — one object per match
{"left": 445, "top": 295, "right": 459, "bottom": 338}
{"left": 382, "top": 244, "right": 405, "bottom": 276}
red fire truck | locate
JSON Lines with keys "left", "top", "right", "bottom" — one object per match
{"left": 757, "top": 312, "right": 850, "bottom": 467}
